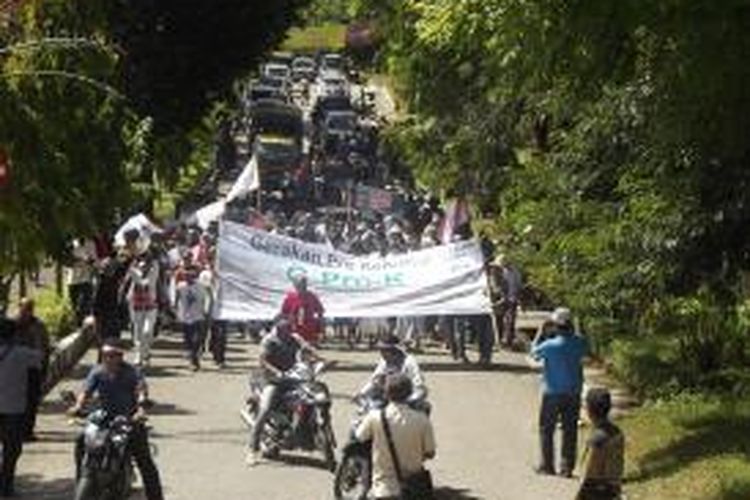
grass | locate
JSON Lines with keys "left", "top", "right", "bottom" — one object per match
{"left": 282, "top": 23, "right": 346, "bottom": 53}
{"left": 34, "top": 287, "right": 75, "bottom": 340}
{"left": 621, "top": 393, "right": 750, "bottom": 499}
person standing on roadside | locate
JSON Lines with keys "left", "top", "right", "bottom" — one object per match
{"left": 15, "top": 298, "right": 50, "bottom": 442}
{"left": 576, "top": 388, "right": 625, "bottom": 500}
{"left": 531, "top": 307, "right": 588, "bottom": 478}
{"left": 281, "top": 275, "right": 325, "bottom": 345}
{"left": 0, "top": 318, "right": 41, "bottom": 497}
{"left": 355, "top": 374, "right": 436, "bottom": 500}
{"left": 491, "top": 254, "right": 523, "bottom": 349}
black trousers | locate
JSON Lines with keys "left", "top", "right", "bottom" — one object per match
{"left": 0, "top": 414, "right": 25, "bottom": 496}
{"left": 69, "top": 282, "right": 94, "bottom": 325}
{"left": 539, "top": 393, "right": 581, "bottom": 473}
{"left": 208, "top": 321, "right": 227, "bottom": 365}
{"left": 24, "top": 368, "right": 43, "bottom": 438}
{"left": 76, "top": 422, "right": 163, "bottom": 500}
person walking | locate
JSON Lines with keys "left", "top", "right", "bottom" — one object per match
{"left": 123, "top": 255, "right": 160, "bottom": 367}
{"left": 0, "top": 318, "right": 41, "bottom": 497}
{"left": 67, "top": 238, "right": 97, "bottom": 325}
{"left": 531, "top": 307, "right": 588, "bottom": 477}
{"left": 281, "top": 275, "right": 325, "bottom": 344}
{"left": 355, "top": 374, "right": 436, "bottom": 500}
{"left": 576, "top": 388, "right": 625, "bottom": 500}
{"left": 15, "top": 298, "right": 51, "bottom": 442}
{"left": 174, "top": 268, "right": 209, "bottom": 371}
{"left": 93, "top": 257, "right": 129, "bottom": 343}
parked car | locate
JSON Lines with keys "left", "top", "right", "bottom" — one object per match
{"left": 263, "top": 63, "right": 291, "bottom": 81}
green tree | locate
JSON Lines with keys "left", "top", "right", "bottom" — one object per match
{"left": 369, "top": 0, "right": 750, "bottom": 387}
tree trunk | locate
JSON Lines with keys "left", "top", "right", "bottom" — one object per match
{"left": 18, "top": 272, "right": 27, "bottom": 300}
{"left": 55, "top": 261, "right": 64, "bottom": 297}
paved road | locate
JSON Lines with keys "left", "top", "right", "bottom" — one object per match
{"left": 17, "top": 333, "right": 578, "bottom": 500}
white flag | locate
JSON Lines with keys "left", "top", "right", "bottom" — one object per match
{"left": 192, "top": 199, "right": 226, "bottom": 229}
{"left": 227, "top": 155, "right": 260, "bottom": 202}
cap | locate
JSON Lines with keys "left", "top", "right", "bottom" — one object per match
{"left": 551, "top": 307, "right": 572, "bottom": 326}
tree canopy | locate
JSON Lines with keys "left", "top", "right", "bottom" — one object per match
{"left": 364, "top": 0, "right": 750, "bottom": 389}
{"left": 0, "top": 0, "right": 310, "bottom": 300}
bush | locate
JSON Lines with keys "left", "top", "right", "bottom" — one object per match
{"left": 608, "top": 337, "right": 684, "bottom": 398}
{"left": 34, "top": 288, "right": 76, "bottom": 341}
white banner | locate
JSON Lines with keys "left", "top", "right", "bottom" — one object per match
{"left": 215, "top": 221, "right": 491, "bottom": 320}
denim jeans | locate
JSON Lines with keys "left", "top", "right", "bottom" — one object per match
{"left": 539, "top": 393, "right": 581, "bottom": 473}
{"left": 182, "top": 321, "right": 206, "bottom": 367}
{"left": 249, "top": 384, "right": 281, "bottom": 452}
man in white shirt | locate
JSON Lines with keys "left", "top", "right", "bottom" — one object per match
{"left": 355, "top": 374, "right": 436, "bottom": 499}
{"left": 124, "top": 256, "right": 160, "bottom": 367}
{"left": 358, "top": 336, "right": 427, "bottom": 403}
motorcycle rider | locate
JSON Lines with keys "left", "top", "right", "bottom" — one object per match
{"left": 68, "top": 338, "right": 163, "bottom": 500}
{"left": 246, "top": 314, "right": 326, "bottom": 466}
{"left": 358, "top": 335, "right": 427, "bottom": 405}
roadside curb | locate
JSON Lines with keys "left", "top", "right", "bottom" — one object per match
{"left": 42, "top": 324, "right": 95, "bottom": 395}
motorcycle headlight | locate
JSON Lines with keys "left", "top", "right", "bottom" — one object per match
{"left": 84, "top": 426, "right": 110, "bottom": 450}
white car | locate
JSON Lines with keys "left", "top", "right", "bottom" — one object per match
{"left": 316, "top": 70, "right": 349, "bottom": 98}
{"left": 263, "top": 63, "right": 291, "bottom": 81}
{"left": 321, "top": 53, "right": 344, "bottom": 72}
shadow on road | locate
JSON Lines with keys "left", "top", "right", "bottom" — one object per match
{"left": 15, "top": 474, "right": 73, "bottom": 499}
{"left": 269, "top": 452, "right": 331, "bottom": 471}
{"left": 326, "top": 361, "right": 538, "bottom": 376}
{"left": 434, "top": 486, "right": 483, "bottom": 499}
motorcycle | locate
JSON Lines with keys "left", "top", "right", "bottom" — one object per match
{"left": 240, "top": 360, "right": 337, "bottom": 471}
{"left": 73, "top": 409, "right": 136, "bottom": 500}
{"left": 334, "top": 389, "right": 431, "bottom": 500}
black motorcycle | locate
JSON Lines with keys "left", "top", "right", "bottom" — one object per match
{"left": 73, "top": 409, "right": 135, "bottom": 500}
{"left": 240, "top": 360, "right": 337, "bottom": 471}
{"left": 334, "top": 391, "right": 431, "bottom": 500}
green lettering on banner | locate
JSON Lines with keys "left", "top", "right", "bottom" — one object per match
{"left": 385, "top": 273, "right": 404, "bottom": 286}
{"left": 321, "top": 271, "right": 340, "bottom": 286}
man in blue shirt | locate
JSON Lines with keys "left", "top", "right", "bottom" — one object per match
{"left": 531, "top": 307, "right": 588, "bottom": 477}
{"left": 69, "top": 338, "right": 163, "bottom": 499}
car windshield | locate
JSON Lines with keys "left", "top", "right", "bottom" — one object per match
{"left": 293, "top": 58, "right": 315, "bottom": 69}
{"left": 324, "top": 78, "right": 344, "bottom": 87}
{"left": 324, "top": 55, "right": 342, "bottom": 70}
{"left": 327, "top": 114, "right": 356, "bottom": 131}
{"left": 267, "top": 67, "right": 288, "bottom": 79}
{"left": 256, "top": 140, "right": 298, "bottom": 162}
{"left": 261, "top": 77, "right": 284, "bottom": 89}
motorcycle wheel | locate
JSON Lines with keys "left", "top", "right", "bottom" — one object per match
{"left": 73, "top": 475, "right": 97, "bottom": 500}
{"left": 320, "top": 424, "right": 337, "bottom": 472}
{"left": 333, "top": 451, "right": 370, "bottom": 500}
